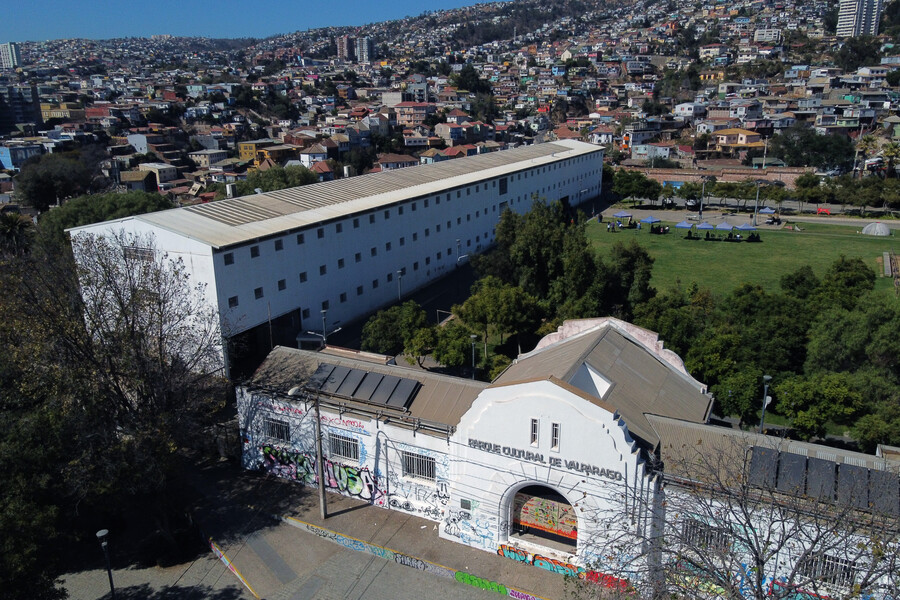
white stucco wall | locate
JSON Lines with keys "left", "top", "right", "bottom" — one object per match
{"left": 444, "top": 379, "right": 652, "bottom": 582}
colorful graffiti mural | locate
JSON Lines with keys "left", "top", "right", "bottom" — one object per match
{"left": 513, "top": 492, "right": 577, "bottom": 540}
{"left": 497, "top": 544, "right": 629, "bottom": 590}
{"left": 260, "top": 445, "right": 384, "bottom": 504}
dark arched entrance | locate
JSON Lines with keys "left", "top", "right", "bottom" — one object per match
{"left": 511, "top": 485, "right": 577, "bottom": 548}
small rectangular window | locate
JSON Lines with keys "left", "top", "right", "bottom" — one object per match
{"left": 413, "top": 262, "right": 419, "bottom": 271}
{"left": 387, "top": 272, "right": 393, "bottom": 283}
{"left": 353, "top": 218, "right": 359, "bottom": 228}
{"left": 356, "top": 285, "right": 364, "bottom": 296}
{"left": 399, "top": 237, "right": 405, "bottom": 246}
{"left": 372, "top": 279, "right": 379, "bottom": 289}
{"left": 278, "top": 279, "right": 286, "bottom": 291}
{"left": 401, "top": 451, "right": 436, "bottom": 482}
{"left": 412, "top": 202, "right": 417, "bottom": 211}
{"left": 300, "top": 272, "right": 308, "bottom": 283}
{"left": 386, "top": 242, "right": 392, "bottom": 251}
{"left": 399, "top": 206, "right": 404, "bottom": 215}
{"left": 425, "top": 257, "right": 431, "bottom": 265}
{"left": 531, "top": 419, "right": 539, "bottom": 445}
{"left": 330, "top": 433, "right": 359, "bottom": 462}
{"left": 254, "top": 287, "right": 264, "bottom": 299}
{"left": 317, "top": 228, "right": 324, "bottom": 239}
{"left": 384, "top": 210, "right": 390, "bottom": 219}
{"left": 340, "top": 292, "right": 347, "bottom": 303}
{"left": 551, "top": 423, "right": 560, "bottom": 450}
{"left": 275, "top": 239, "right": 283, "bottom": 251}
{"left": 228, "top": 296, "right": 239, "bottom": 308}
{"left": 425, "top": 228, "right": 430, "bottom": 237}
{"left": 319, "top": 265, "right": 327, "bottom": 275}
{"left": 413, "top": 233, "right": 418, "bottom": 241}
{"left": 355, "top": 252, "right": 362, "bottom": 263}
{"left": 338, "top": 258, "right": 345, "bottom": 269}
{"left": 250, "top": 245, "right": 260, "bottom": 258}
{"left": 321, "top": 300, "right": 329, "bottom": 310}
{"left": 224, "top": 252, "right": 234, "bottom": 265}
{"left": 302, "top": 308, "right": 310, "bottom": 319}
{"left": 297, "top": 233, "right": 305, "bottom": 245}
{"left": 370, "top": 247, "right": 377, "bottom": 257}
{"left": 436, "top": 224, "right": 441, "bottom": 232}
{"left": 424, "top": 198, "right": 429, "bottom": 207}
{"left": 336, "top": 223, "right": 343, "bottom": 233}
{"left": 264, "top": 418, "right": 290, "bottom": 442}
{"left": 437, "top": 251, "right": 442, "bottom": 260}
{"left": 369, "top": 214, "right": 375, "bottom": 224}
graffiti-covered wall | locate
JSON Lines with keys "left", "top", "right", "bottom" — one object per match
{"left": 237, "top": 388, "right": 452, "bottom": 522}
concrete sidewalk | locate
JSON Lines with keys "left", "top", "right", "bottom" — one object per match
{"left": 64, "top": 459, "right": 574, "bottom": 600}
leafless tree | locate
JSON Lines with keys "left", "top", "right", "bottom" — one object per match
{"left": 567, "top": 426, "right": 900, "bottom": 600}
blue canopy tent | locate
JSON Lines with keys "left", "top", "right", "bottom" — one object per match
{"left": 759, "top": 207, "right": 776, "bottom": 214}
{"left": 697, "top": 222, "right": 715, "bottom": 230}
{"left": 736, "top": 223, "right": 757, "bottom": 231}
{"left": 640, "top": 215, "right": 661, "bottom": 224}
{"left": 675, "top": 221, "right": 694, "bottom": 229}
{"left": 716, "top": 222, "right": 733, "bottom": 231}
{"left": 613, "top": 211, "right": 633, "bottom": 219}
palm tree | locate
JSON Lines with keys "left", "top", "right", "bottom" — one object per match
{"left": 0, "top": 211, "right": 32, "bottom": 257}
{"left": 882, "top": 141, "right": 900, "bottom": 177}
{"left": 856, "top": 134, "right": 879, "bottom": 177}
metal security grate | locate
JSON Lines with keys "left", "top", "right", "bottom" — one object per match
{"left": 329, "top": 433, "right": 359, "bottom": 462}
{"left": 799, "top": 553, "right": 858, "bottom": 589}
{"left": 264, "top": 418, "right": 290, "bottom": 443}
{"left": 401, "top": 451, "right": 436, "bottom": 482}
{"left": 682, "top": 518, "right": 731, "bottom": 552}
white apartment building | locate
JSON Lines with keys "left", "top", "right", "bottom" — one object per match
{"left": 0, "top": 42, "right": 21, "bottom": 69}
{"left": 68, "top": 140, "right": 604, "bottom": 375}
{"left": 836, "top": 0, "right": 884, "bottom": 37}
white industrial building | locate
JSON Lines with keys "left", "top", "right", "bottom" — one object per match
{"left": 67, "top": 140, "right": 604, "bottom": 374}
{"left": 238, "top": 318, "right": 900, "bottom": 598}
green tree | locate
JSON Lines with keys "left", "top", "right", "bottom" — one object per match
{"left": 15, "top": 152, "right": 94, "bottom": 212}
{"left": 404, "top": 326, "right": 437, "bottom": 368}
{"left": 774, "top": 373, "right": 862, "bottom": 440}
{"left": 711, "top": 366, "right": 765, "bottom": 427}
{"left": 0, "top": 211, "right": 33, "bottom": 257}
{"left": 432, "top": 320, "right": 477, "bottom": 369}
{"left": 361, "top": 301, "right": 427, "bottom": 355}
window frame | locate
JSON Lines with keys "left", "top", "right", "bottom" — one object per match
{"left": 401, "top": 450, "right": 436, "bottom": 482}
{"left": 263, "top": 417, "right": 290, "bottom": 443}
{"left": 329, "top": 432, "right": 360, "bottom": 462}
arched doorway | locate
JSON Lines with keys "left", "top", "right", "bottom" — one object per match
{"left": 510, "top": 485, "right": 578, "bottom": 549}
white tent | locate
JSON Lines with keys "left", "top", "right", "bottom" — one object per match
{"left": 862, "top": 222, "right": 891, "bottom": 236}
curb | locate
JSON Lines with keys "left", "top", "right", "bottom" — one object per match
{"left": 274, "top": 513, "right": 551, "bottom": 600}
{"left": 209, "top": 537, "right": 260, "bottom": 599}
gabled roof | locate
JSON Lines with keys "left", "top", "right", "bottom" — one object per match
{"left": 492, "top": 318, "right": 712, "bottom": 448}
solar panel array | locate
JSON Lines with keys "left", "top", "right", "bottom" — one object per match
{"left": 305, "top": 362, "right": 420, "bottom": 410}
{"left": 182, "top": 143, "right": 574, "bottom": 227}
{"left": 748, "top": 446, "right": 899, "bottom": 515}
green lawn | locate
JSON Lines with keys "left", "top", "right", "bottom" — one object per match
{"left": 586, "top": 219, "right": 898, "bottom": 295}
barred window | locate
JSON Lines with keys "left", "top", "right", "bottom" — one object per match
{"left": 401, "top": 451, "right": 436, "bottom": 482}
{"left": 264, "top": 418, "right": 290, "bottom": 442}
{"left": 329, "top": 433, "right": 359, "bottom": 462}
{"left": 799, "top": 553, "right": 858, "bottom": 589}
{"left": 682, "top": 518, "right": 730, "bottom": 552}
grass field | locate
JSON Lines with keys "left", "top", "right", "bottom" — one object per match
{"left": 586, "top": 218, "right": 899, "bottom": 296}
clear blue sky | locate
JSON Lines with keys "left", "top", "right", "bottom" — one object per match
{"left": 0, "top": 0, "right": 485, "bottom": 42}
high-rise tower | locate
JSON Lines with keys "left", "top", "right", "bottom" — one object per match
{"left": 836, "top": 0, "right": 883, "bottom": 37}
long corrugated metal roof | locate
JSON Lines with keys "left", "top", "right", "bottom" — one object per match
{"left": 492, "top": 321, "right": 713, "bottom": 448}
{"left": 91, "top": 140, "right": 600, "bottom": 250}
{"left": 647, "top": 414, "right": 900, "bottom": 479}
{"left": 247, "top": 346, "right": 487, "bottom": 432}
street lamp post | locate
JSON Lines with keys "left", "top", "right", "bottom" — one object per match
{"left": 96, "top": 529, "right": 116, "bottom": 600}
{"left": 758, "top": 375, "right": 773, "bottom": 434}
{"left": 397, "top": 270, "right": 403, "bottom": 301}
{"left": 699, "top": 175, "right": 711, "bottom": 221}
{"left": 470, "top": 334, "right": 478, "bottom": 379}
{"left": 288, "top": 386, "right": 327, "bottom": 520}
{"left": 306, "top": 309, "right": 341, "bottom": 349}
{"left": 753, "top": 180, "right": 784, "bottom": 226}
